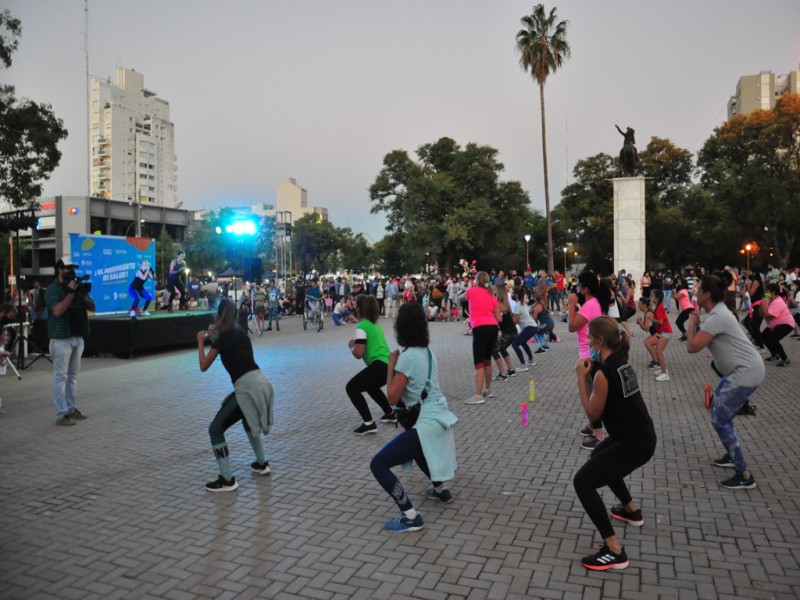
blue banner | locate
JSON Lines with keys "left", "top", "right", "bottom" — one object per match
{"left": 69, "top": 234, "right": 156, "bottom": 315}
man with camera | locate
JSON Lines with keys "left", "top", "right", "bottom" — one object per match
{"left": 45, "top": 257, "right": 95, "bottom": 426}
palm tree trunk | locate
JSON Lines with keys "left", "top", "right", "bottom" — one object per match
{"left": 539, "top": 82, "right": 554, "bottom": 275}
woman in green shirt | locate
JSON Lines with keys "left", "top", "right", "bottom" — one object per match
{"left": 347, "top": 295, "right": 395, "bottom": 434}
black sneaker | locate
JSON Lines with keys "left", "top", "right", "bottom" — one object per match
{"left": 579, "top": 425, "right": 593, "bottom": 437}
{"left": 535, "top": 348, "right": 547, "bottom": 354}
{"left": 251, "top": 461, "right": 271, "bottom": 475}
{"left": 581, "top": 435, "right": 602, "bottom": 450}
{"left": 507, "top": 369, "right": 517, "bottom": 377}
{"left": 679, "top": 335, "right": 687, "bottom": 342}
{"left": 379, "top": 413, "right": 397, "bottom": 425}
{"left": 720, "top": 472, "right": 756, "bottom": 490}
{"left": 354, "top": 422, "right": 378, "bottom": 435}
{"left": 205, "top": 475, "right": 238, "bottom": 492}
{"left": 494, "top": 372, "right": 509, "bottom": 382}
{"left": 581, "top": 544, "right": 629, "bottom": 571}
{"left": 647, "top": 361, "right": 659, "bottom": 369}
{"left": 425, "top": 487, "right": 454, "bottom": 504}
{"left": 68, "top": 409, "right": 87, "bottom": 421}
{"left": 712, "top": 453, "right": 736, "bottom": 469}
{"left": 56, "top": 415, "right": 75, "bottom": 427}
{"left": 610, "top": 504, "right": 644, "bottom": 527}
{"left": 765, "top": 355, "right": 779, "bottom": 362}
{"left": 777, "top": 359, "right": 791, "bottom": 367}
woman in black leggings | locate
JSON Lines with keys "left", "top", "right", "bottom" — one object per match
{"left": 197, "top": 299, "right": 274, "bottom": 492}
{"left": 573, "top": 316, "right": 657, "bottom": 571}
{"left": 346, "top": 295, "right": 395, "bottom": 434}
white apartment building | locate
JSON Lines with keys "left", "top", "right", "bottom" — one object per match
{"left": 727, "top": 66, "right": 800, "bottom": 119}
{"left": 90, "top": 67, "right": 177, "bottom": 207}
{"left": 252, "top": 178, "right": 328, "bottom": 223}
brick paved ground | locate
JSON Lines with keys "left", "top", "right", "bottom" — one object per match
{"left": 1, "top": 310, "right": 798, "bottom": 599}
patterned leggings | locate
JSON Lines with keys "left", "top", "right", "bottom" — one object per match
{"left": 711, "top": 378, "right": 757, "bottom": 473}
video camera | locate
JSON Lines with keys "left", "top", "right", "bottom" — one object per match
{"left": 63, "top": 272, "right": 92, "bottom": 294}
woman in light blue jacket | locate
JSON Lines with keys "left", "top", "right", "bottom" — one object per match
{"left": 370, "top": 302, "right": 458, "bottom": 533}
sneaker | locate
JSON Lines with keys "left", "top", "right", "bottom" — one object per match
{"left": 738, "top": 403, "right": 757, "bottom": 416}
{"left": 655, "top": 372, "right": 670, "bottom": 382}
{"left": 507, "top": 369, "right": 517, "bottom": 377}
{"left": 68, "top": 409, "right": 87, "bottom": 421}
{"left": 720, "top": 472, "right": 756, "bottom": 490}
{"left": 482, "top": 389, "right": 495, "bottom": 399}
{"left": 579, "top": 425, "right": 593, "bottom": 437}
{"left": 353, "top": 422, "right": 378, "bottom": 435}
{"left": 535, "top": 348, "right": 547, "bottom": 354}
{"left": 516, "top": 365, "right": 529, "bottom": 372}
{"left": 143, "top": 311, "right": 151, "bottom": 316}
{"left": 712, "top": 453, "right": 736, "bottom": 469}
{"left": 250, "top": 461, "right": 271, "bottom": 475}
{"left": 647, "top": 361, "right": 659, "bottom": 369}
{"left": 205, "top": 475, "right": 238, "bottom": 493}
{"left": 129, "top": 310, "right": 136, "bottom": 317}
{"left": 765, "top": 355, "right": 779, "bottom": 362}
{"left": 494, "top": 373, "right": 509, "bottom": 382}
{"left": 527, "top": 360, "right": 537, "bottom": 368}
{"left": 463, "top": 394, "right": 485, "bottom": 405}
{"left": 379, "top": 412, "right": 398, "bottom": 425}
{"left": 425, "top": 487, "right": 454, "bottom": 504}
{"left": 582, "top": 544, "right": 629, "bottom": 571}
{"left": 679, "top": 335, "right": 687, "bottom": 342}
{"left": 610, "top": 504, "right": 644, "bottom": 527}
{"left": 56, "top": 415, "right": 75, "bottom": 426}
{"left": 581, "top": 435, "right": 602, "bottom": 450}
{"left": 384, "top": 513, "right": 424, "bottom": 533}
{"left": 777, "top": 359, "right": 791, "bottom": 367}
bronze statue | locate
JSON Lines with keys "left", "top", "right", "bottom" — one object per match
{"left": 616, "top": 124, "right": 638, "bottom": 176}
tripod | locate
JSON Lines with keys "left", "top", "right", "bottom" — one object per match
{"left": 11, "top": 230, "right": 52, "bottom": 371}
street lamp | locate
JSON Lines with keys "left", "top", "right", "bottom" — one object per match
{"left": 125, "top": 219, "right": 145, "bottom": 237}
{"left": 563, "top": 246, "right": 568, "bottom": 274}
{"left": 524, "top": 234, "right": 531, "bottom": 269}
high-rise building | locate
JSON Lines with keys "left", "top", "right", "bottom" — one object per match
{"left": 252, "top": 178, "right": 328, "bottom": 222}
{"left": 90, "top": 67, "right": 177, "bottom": 206}
{"left": 727, "top": 66, "right": 800, "bottom": 120}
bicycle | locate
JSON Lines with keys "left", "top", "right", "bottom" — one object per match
{"left": 304, "top": 299, "right": 324, "bottom": 332}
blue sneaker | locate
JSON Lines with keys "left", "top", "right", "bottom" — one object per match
{"left": 384, "top": 513, "right": 424, "bottom": 533}
{"left": 425, "top": 487, "right": 454, "bottom": 504}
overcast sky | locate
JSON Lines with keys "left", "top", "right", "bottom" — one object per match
{"left": 5, "top": 0, "right": 800, "bottom": 241}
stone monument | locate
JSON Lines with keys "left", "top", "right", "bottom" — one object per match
{"left": 612, "top": 176, "right": 646, "bottom": 280}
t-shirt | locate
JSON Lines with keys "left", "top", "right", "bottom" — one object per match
{"left": 766, "top": 296, "right": 795, "bottom": 329}
{"left": 653, "top": 304, "right": 672, "bottom": 334}
{"left": 465, "top": 286, "right": 498, "bottom": 328}
{"left": 212, "top": 327, "right": 259, "bottom": 385}
{"left": 576, "top": 297, "right": 603, "bottom": 358}
{"left": 355, "top": 319, "right": 390, "bottom": 366}
{"left": 555, "top": 273, "right": 565, "bottom": 292}
{"left": 675, "top": 289, "right": 693, "bottom": 312}
{"left": 700, "top": 302, "right": 765, "bottom": 387}
{"left": 598, "top": 354, "right": 657, "bottom": 448}
{"left": 514, "top": 299, "right": 536, "bottom": 329}
{"left": 662, "top": 275, "right": 674, "bottom": 291}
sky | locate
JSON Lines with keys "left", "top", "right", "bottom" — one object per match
{"left": 5, "top": 0, "right": 800, "bottom": 242}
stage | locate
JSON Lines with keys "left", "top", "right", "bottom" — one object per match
{"left": 84, "top": 311, "right": 215, "bottom": 358}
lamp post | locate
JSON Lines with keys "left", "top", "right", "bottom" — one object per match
{"left": 563, "top": 246, "right": 567, "bottom": 274}
{"left": 125, "top": 218, "right": 145, "bottom": 237}
{"left": 524, "top": 234, "right": 531, "bottom": 269}
{"left": 744, "top": 244, "right": 752, "bottom": 271}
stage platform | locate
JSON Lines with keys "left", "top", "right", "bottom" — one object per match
{"left": 84, "top": 311, "right": 215, "bottom": 358}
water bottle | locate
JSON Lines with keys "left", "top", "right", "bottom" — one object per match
{"left": 521, "top": 402, "right": 528, "bottom": 427}
{"left": 704, "top": 383, "right": 711, "bottom": 410}
{"left": 529, "top": 378, "right": 536, "bottom": 404}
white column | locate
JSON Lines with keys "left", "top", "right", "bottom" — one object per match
{"left": 612, "top": 177, "right": 646, "bottom": 280}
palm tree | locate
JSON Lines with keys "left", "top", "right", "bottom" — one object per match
{"left": 516, "top": 4, "right": 571, "bottom": 275}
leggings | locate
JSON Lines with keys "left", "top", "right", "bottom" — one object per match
{"left": 346, "top": 360, "right": 391, "bottom": 422}
{"left": 209, "top": 392, "right": 251, "bottom": 445}
{"left": 511, "top": 326, "right": 536, "bottom": 363}
{"left": 676, "top": 307, "right": 694, "bottom": 335}
{"left": 472, "top": 325, "right": 498, "bottom": 367}
{"left": 763, "top": 324, "right": 792, "bottom": 361}
{"left": 749, "top": 311, "right": 764, "bottom": 347}
{"left": 492, "top": 331, "right": 516, "bottom": 360}
{"left": 370, "top": 428, "right": 441, "bottom": 511}
{"left": 573, "top": 435, "right": 655, "bottom": 539}
{"left": 129, "top": 285, "right": 152, "bottom": 312}
{"left": 166, "top": 276, "right": 186, "bottom": 308}
{"left": 712, "top": 378, "right": 757, "bottom": 473}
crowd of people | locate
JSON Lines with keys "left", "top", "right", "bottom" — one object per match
{"left": 5, "top": 254, "right": 798, "bottom": 572}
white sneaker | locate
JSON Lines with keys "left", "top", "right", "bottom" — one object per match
{"left": 482, "top": 389, "right": 495, "bottom": 399}
{"left": 516, "top": 365, "right": 529, "bottom": 372}
{"left": 143, "top": 311, "right": 151, "bottom": 316}
{"left": 655, "top": 372, "right": 670, "bottom": 382}
{"left": 464, "top": 394, "right": 486, "bottom": 405}
{"left": 129, "top": 310, "right": 136, "bottom": 317}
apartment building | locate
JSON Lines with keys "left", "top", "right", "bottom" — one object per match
{"left": 727, "top": 66, "right": 800, "bottom": 119}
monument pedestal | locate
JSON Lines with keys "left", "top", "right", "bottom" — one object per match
{"left": 612, "top": 177, "right": 646, "bottom": 280}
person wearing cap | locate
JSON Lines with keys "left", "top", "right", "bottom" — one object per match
{"left": 45, "top": 257, "right": 96, "bottom": 426}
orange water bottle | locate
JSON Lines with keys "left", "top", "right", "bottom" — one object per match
{"left": 521, "top": 402, "right": 528, "bottom": 427}
{"left": 704, "top": 383, "right": 711, "bottom": 410}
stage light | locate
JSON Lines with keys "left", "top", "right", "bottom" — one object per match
{"left": 226, "top": 219, "right": 257, "bottom": 236}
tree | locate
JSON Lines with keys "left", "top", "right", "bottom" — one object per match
{"left": 0, "top": 10, "right": 68, "bottom": 207}
{"left": 698, "top": 94, "right": 800, "bottom": 267}
{"left": 291, "top": 213, "right": 340, "bottom": 275}
{"left": 370, "top": 137, "right": 533, "bottom": 274}
{"left": 516, "top": 4, "right": 571, "bottom": 275}
{"left": 339, "top": 230, "right": 373, "bottom": 274}
{"left": 155, "top": 230, "right": 176, "bottom": 287}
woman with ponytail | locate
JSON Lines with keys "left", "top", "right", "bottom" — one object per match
{"left": 464, "top": 271, "right": 502, "bottom": 404}
{"left": 573, "top": 316, "right": 657, "bottom": 571}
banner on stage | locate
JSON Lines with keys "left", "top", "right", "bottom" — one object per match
{"left": 69, "top": 233, "right": 156, "bottom": 315}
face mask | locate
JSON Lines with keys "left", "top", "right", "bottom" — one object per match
{"left": 589, "top": 348, "right": 601, "bottom": 363}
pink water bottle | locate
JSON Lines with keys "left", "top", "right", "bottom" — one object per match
{"left": 521, "top": 402, "right": 528, "bottom": 427}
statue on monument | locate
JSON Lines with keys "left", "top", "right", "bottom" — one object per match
{"left": 615, "top": 124, "right": 638, "bottom": 177}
